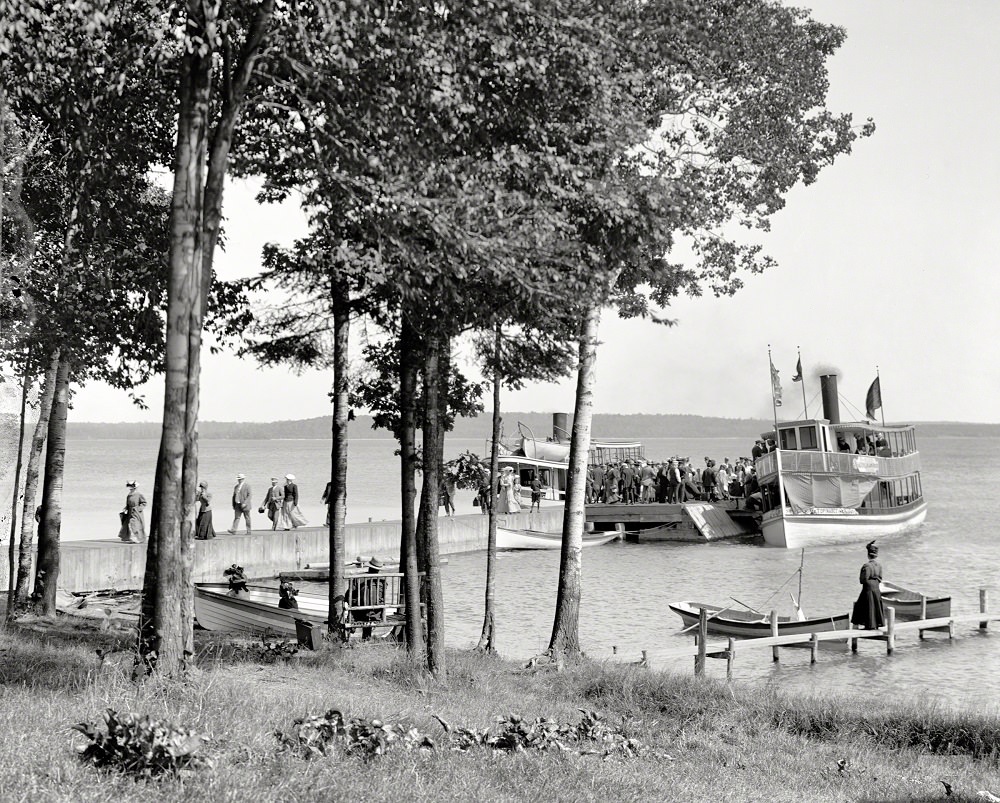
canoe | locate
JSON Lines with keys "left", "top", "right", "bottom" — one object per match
{"left": 880, "top": 580, "right": 951, "bottom": 620}
{"left": 668, "top": 601, "right": 850, "bottom": 638}
{"left": 495, "top": 528, "right": 620, "bottom": 550}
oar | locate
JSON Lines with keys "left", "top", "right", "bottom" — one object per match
{"left": 678, "top": 603, "right": 739, "bottom": 634}
{"left": 729, "top": 596, "right": 765, "bottom": 616}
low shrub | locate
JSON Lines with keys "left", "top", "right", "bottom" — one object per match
{"left": 73, "top": 709, "right": 211, "bottom": 777}
{"left": 277, "top": 708, "right": 644, "bottom": 762}
{"left": 275, "top": 710, "right": 433, "bottom": 760}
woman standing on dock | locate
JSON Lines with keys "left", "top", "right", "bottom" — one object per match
{"left": 195, "top": 481, "right": 215, "bottom": 540}
{"left": 851, "top": 541, "right": 884, "bottom": 630}
{"left": 497, "top": 466, "right": 521, "bottom": 514}
{"left": 118, "top": 481, "right": 147, "bottom": 544}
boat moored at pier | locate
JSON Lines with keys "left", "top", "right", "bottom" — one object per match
{"left": 668, "top": 601, "right": 850, "bottom": 638}
{"left": 492, "top": 413, "right": 644, "bottom": 501}
{"left": 755, "top": 373, "right": 927, "bottom": 548}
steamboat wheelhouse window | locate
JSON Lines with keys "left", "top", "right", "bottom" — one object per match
{"left": 779, "top": 428, "right": 798, "bottom": 450}
{"left": 798, "top": 426, "right": 818, "bottom": 450}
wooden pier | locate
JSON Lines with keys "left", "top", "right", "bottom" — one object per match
{"left": 611, "top": 590, "right": 998, "bottom": 680}
{"left": 586, "top": 500, "right": 758, "bottom": 541}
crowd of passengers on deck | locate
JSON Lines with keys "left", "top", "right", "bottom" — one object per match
{"left": 585, "top": 455, "right": 761, "bottom": 506}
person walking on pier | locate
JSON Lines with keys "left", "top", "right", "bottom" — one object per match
{"left": 281, "top": 474, "right": 308, "bottom": 529}
{"left": 228, "top": 474, "right": 252, "bottom": 534}
{"left": 850, "top": 541, "right": 884, "bottom": 630}
{"left": 262, "top": 477, "right": 284, "bottom": 530}
{"left": 195, "top": 481, "right": 215, "bottom": 540}
{"left": 118, "top": 481, "right": 147, "bottom": 543}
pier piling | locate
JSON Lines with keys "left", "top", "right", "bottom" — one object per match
{"left": 770, "top": 611, "right": 779, "bottom": 662}
{"left": 885, "top": 606, "right": 896, "bottom": 655}
{"left": 981, "top": 588, "right": 990, "bottom": 630}
{"left": 695, "top": 607, "right": 708, "bottom": 675}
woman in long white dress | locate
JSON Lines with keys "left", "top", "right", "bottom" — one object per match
{"left": 497, "top": 467, "right": 521, "bottom": 514}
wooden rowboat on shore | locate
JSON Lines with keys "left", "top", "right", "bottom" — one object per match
{"left": 880, "top": 580, "right": 951, "bottom": 620}
{"left": 194, "top": 583, "right": 328, "bottom": 635}
{"left": 194, "top": 581, "right": 403, "bottom": 639}
{"left": 495, "top": 527, "right": 620, "bottom": 550}
{"left": 668, "top": 601, "right": 850, "bottom": 638}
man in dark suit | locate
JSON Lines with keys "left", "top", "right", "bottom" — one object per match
{"left": 228, "top": 473, "right": 252, "bottom": 534}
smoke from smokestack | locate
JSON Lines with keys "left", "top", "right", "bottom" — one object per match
{"left": 812, "top": 363, "right": 842, "bottom": 382}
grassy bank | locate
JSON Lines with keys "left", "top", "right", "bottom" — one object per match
{"left": 0, "top": 618, "right": 998, "bottom": 802}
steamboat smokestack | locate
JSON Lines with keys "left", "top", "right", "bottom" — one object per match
{"left": 820, "top": 375, "right": 840, "bottom": 424}
{"left": 553, "top": 412, "right": 570, "bottom": 442}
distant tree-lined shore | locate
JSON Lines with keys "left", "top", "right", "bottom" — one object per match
{"left": 68, "top": 413, "right": 999, "bottom": 441}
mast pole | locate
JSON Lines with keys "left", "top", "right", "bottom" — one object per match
{"left": 798, "top": 346, "right": 808, "bottom": 418}
{"left": 768, "top": 344, "right": 779, "bottom": 440}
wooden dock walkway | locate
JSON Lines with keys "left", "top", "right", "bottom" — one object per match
{"left": 586, "top": 500, "right": 758, "bottom": 541}
{"left": 610, "top": 591, "right": 998, "bottom": 680}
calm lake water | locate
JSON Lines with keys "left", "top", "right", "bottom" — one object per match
{"left": 55, "top": 433, "right": 1000, "bottom": 711}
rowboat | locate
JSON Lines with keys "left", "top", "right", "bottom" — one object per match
{"left": 495, "top": 527, "right": 620, "bottom": 550}
{"left": 668, "top": 601, "right": 850, "bottom": 638}
{"left": 194, "top": 583, "right": 327, "bottom": 635}
{"left": 194, "top": 582, "right": 401, "bottom": 638}
{"left": 880, "top": 580, "right": 951, "bottom": 620}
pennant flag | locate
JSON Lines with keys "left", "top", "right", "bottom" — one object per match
{"left": 792, "top": 356, "right": 803, "bottom": 383}
{"left": 770, "top": 358, "right": 783, "bottom": 406}
{"left": 865, "top": 376, "right": 882, "bottom": 419}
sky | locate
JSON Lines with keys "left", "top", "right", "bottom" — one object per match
{"left": 71, "top": 0, "right": 1000, "bottom": 425}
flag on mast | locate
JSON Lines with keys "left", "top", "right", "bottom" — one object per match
{"left": 792, "top": 356, "right": 803, "bottom": 383}
{"left": 865, "top": 376, "right": 882, "bottom": 420}
{"left": 770, "top": 357, "right": 783, "bottom": 406}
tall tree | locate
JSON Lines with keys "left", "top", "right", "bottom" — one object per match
{"left": 548, "top": 0, "right": 873, "bottom": 654}
{"left": 139, "top": 0, "right": 274, "bottom": 676}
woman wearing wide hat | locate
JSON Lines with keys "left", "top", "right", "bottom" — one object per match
{"left": 850, "top": 541, "right": 884, "bottom": 630}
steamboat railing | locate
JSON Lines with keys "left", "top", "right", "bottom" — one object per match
{"left": 755, "top": 450, "right": 921, "bottom": 481}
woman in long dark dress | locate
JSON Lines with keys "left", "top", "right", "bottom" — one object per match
{"left": 195, "top": 481, "right": 215, "bottom": 540}
{"left": 851, "top": 541, "right": 884, "bottom": 629}
{"left": 118, "top": 481, "right": 147, "bottom": 543}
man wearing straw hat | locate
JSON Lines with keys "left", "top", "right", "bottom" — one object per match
{"left": 227, "top": 473, "right": 252, "bottom": 534}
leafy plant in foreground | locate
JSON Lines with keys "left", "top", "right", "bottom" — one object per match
{"left": 275, "top": 710, "right": 434, "bottom": 761}
{"left": 73, "top": 709, "right": 211, "bottom": 777}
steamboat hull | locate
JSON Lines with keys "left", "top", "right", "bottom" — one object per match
{"left": 760, "top": 500, "right": 928, "bottom": 549}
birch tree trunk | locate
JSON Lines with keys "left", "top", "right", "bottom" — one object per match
{"left": 476, "top": 326, "right": 502, "bottom": 652}
{"left": 548, "top": 302, "right": 602, "bottom": 657}
{"left": 14, "top": 349, "right": 58, "bottom": 607}
{"left": 418, "top": 332, "right": 446, "bottom": 677}
{"left": 327, "top": 277, "right": 349, "bottom": 638}
{"left": 399, "top": 314, "right": 423, "bottom": 654}
{"left": 6, "top": 350, "right": 30, "bottom": 623}
{"left": 34, "top": 352, "right": 70, "bottom": 616}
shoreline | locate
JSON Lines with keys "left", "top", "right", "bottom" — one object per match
{"left": 2, "top": 508, "right": 565, "bottom": 594}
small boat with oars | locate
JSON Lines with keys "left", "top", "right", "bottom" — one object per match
{"left": 194, "top": 562, "right": 411, "bottom": 638}
{"left": 668, "top": 601, "right": 849, "bottom": 638}
{"left": 495, "top": 527, "right": 621, "bottom": 550}
{"left": 879, "top": 580, "right": 951, "bottom": 620}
